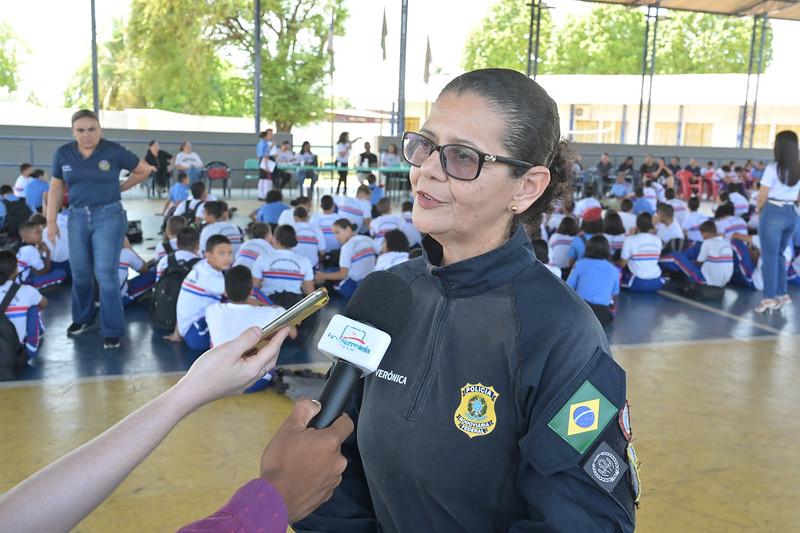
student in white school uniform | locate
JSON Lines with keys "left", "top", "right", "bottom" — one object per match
{"left": 370, "top": 197, "right": 405, "bottom": 248}
{"left": 165, "top": 235, "right": 232, "bottom": 350}
{"left": 206, "top": 265, "right": 296, "bottom": 348}
{"left": 618, "top": 198, "right": 638, "bottom": 235}
{"left": 291, "top": 207, "right": 326, "bottom": 269}
{"left": 547, "top": 216, "right": 578, "bottom": 269}
{"left": 334, "top": 185, "right": 373, "bottom": 234}
{"left": 117, "top": 238, "right": 156, "bottom": 307}
{"left": 251, "top": 225, "right": 315, "bottom": 306}
{"left": 654, "top": 203, "right": 684, "bottom": 252}
{"left": 619, "top": 213, "right": 665, "bottom": 292}
{"left": 233, "top": 222, "right": 274, "bottom": 276}
{"left": 156, "top": 227, "right": 201, "bottom": 281}
{"left": 642, "top": 180, "right": 658, "bottom": 212}
{"left": 531, "top": 239, "right": 562, "bottom": 279}
{"left": 315, "top": 218, "right": 377, "bottom": 299}
{"left": 278, "top": 196, "right": 312, "bottom": 228}
{"left": 696, "top": 221, "right": 734, "bottom": 287}
{"left": 602, "top": 211, "right": 627, "bottom": 261}
{"left": 0, "top": 251, "right": 47, "bottom": 362}
{"left": 723, "top": 186, "right": 750, "bottom": 218}
{"left": 714, "top": 202, "right": 748, "bottom": 240}
{"left": 312, "top": 195, "right": 342, "bottom": 252}
{"left": 401, "top": 200, "right": 414, "bottom": 225}
{"left": 155, "top": 216, "right": 187, "bottom": 261}
{"left": 374, "top": 229, "right": 410, "bottom": 271}
{"left": 681, "top": 196, "right": 709, "bottom": 247}
{"left": 13, "top": 163, "right": 33, "bottom": 198}
{"left": 199, "top": 201, "right": 243, "bottom": 255}
{"left": 572, "top": 188, "right": 601, "bottom": 220}
{"left": 664, "top": 188, "right": 688, "bottom": 225}
{"left": 29, "top": 212, "right": 70, "bottom": 279}
{"left": 173, "top": 181, "right": 217, "bottom": 224}
{"left": 16, "top": 221, "right": 67, "bottom": 289}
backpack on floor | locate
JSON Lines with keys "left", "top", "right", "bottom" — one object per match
{"left": 2, "top": 198, "right": 33, "bottom": 240}
{"left": 150, "top": 254, "right": 200, "bottom": 330}
{"left": 0, "top": 282, "right": 27, "bottom": 381}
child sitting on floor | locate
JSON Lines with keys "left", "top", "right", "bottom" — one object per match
{"left": 16, "top": 221, "right": 67, "bottom": 289}
{"left": 567, "top": 235, "right": 620, "bottom": 327}
{"left": 0, "top": 251, "right": 47, "bottom": 363}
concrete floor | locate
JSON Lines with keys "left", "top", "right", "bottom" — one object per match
{"left": 1, "top": 191, "right": 799, "bottom": 531}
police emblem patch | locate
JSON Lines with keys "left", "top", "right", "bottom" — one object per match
{"left": 619, "top": 400, "right": 632, "bottom": 442}
{"left": 582, "top": 441, "right": 628, "bottom": 493}
{"left": 98, "top": 160, "right": 111, "bottom": 171}
{"left": 453, "top": 383, "right": 499, "bottom": 439}
{"left": 627, "top": 443, "right": 642, "bottom": 507}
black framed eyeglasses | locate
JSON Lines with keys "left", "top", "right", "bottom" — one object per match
{"left": 401, "top": 131, "right": 534, "bottom": 181}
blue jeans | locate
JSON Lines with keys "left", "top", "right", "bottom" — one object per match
{"left": 758, "top": 203, "right": 798, "bottom": 299}
{"left": 68, "top": 202, "right": 128, "bottom": 337}
{"left": 186, "top": 167, "right": 202, "bottom": 185}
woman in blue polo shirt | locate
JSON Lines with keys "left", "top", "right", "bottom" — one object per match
{"left": 46, "top": 109, "right": 150, "bottom": 349}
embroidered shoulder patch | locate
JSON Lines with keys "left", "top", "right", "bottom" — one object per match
{"left": 453, "top": 383, "right": 499, "bottom": 439}
{"left": 582, "top": 441, "right": 628, "bottom": 493}
{"left": 547, "top": 380, "right": 617, "bottom": 454}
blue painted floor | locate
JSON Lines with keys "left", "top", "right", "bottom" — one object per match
{"left": 15, "top": 193, "right": 800, "bottom": 382}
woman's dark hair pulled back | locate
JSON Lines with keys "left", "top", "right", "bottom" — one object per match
{"left": 774, "top": 130, "right": 800, "bottom": 186}
{"left": 440, "top": 68, "right": 573, "bottom": 226}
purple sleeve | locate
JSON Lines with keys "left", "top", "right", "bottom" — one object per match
{"left": 176, "top": 479, "right": 288, "bottom": 533}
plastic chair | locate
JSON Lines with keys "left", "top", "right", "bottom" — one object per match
{"left": 677, "top": 170, "right": 702, "bottom": 200}
{"left": 205, "top": 161, "right": 231, "bottom": 198}
{"left": 243, "top": 159, "right": 260, "bottom": 196}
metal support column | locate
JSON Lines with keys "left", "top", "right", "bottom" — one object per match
{"left": 643, "top": 2, "right": 660, "bottom": 145}
{"left": 90, "top": 0, "right": 99, "bottom": 115}
{"left": 397, "top": 0, "right": 408, "bottom": 134}
{"left": 636, "top": 6, "right": 651, "bottom": 145}
{"left": 739, "top": 15, "right": 758, "bottom": 148}
{"left": 677, "top": 104, "right": 684, "bottom": 145}
{"left": 533, "top": 1, "right": 542, "bottom": 79}
{"left": 526, "top": 1, "right": 536, "bottom": 77}
{"left": 749, "top": 15, "right": 768, "bottom": 149}
{"left": 254, "top": 0, "right": 261, "bottom": 134}
{"left": 621, "top": 104, "right": 628, "bottom": 144}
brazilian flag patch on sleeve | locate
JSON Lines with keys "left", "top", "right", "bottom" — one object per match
{"left": 547, "top": 380, "right": 617, "bottom": 454}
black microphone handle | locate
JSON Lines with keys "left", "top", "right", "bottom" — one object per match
{"left": 309, "top": 359, "right": 363, "bottom": 429}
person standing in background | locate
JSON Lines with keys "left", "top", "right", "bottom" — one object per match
{"left": 47, "top": 109, "right": 151, "bottom": 350}
{"left": 174, "top": 140, "right": 204, "bottom": 185}
{"left": 753, "top": 130, "right": 800, "bottom": 313}
{"left": 335, "top": 132, "right": 360, "bottom": 195}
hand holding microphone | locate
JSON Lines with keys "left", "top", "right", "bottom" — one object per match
{"left": 310, "top": 271, "right": 412, "bottom": 428}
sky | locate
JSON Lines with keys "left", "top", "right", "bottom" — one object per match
{"left": 2, "top": 0, "right": 799, "bottom": 112}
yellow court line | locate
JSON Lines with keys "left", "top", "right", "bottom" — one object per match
{"left": 657, "top": 289, "right": 786, "bottom": 335}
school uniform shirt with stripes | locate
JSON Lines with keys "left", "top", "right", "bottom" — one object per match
{"left": 697, "top": 236, "right": 734, "bottom": 287}
{"left": 176, "top": 260, "right": 225, "bottom": 337}
{"left": 155, "top": 239, "right": 178, "bottom": 261}
{"left": 666, "top": 198, "right": 689, "bottom": 225}
{"left": 547, "top": 233, "right": 575, "bottom": 269}
{"left": 199, "top": 221, "right": 244, "bottom": 255}
{"left": 311, "top": 212, "right": 342, "bottom": 251}
{"left": 118, "top": 248, "right": 145, "bottom": 296}
{"left": 715, "top": 216, "right": 748, "bottom": 240}
{"left": 334, "top": 196, "right": 371, "bottom": 231}
{"left": 173, "top": 194, "right": 217, "bottom": 220}
{"left": 728, "top": 192, "right": 750, "bottom": 217}
{"left": 339, "top": 235, "right": 378, "bottom": 282}
{"left": 0, "top": 280, "right": 42, "bottom": 343}
{"left": 44, "top": 211, "right": 69, "bottom": 263}
{"left": 618, "top": 211, "right": 637, "bottom": 234}
{"left": 656, "top": 221, "right": 684, "bottom": 245}
{"left": 234, "top": 239, "right": 274, "bottom": 276}
{"left": 374, "top": 251, "right": 410, "bottom": 271}
{"left": 750, "top": 235, "right": 795, "bottom": 291}
{"left": 253, "top": 249, "right": 313, "bottom": 295}
{"left": 643, "top": 187, "right": 658, "bottom": 211}
{"left": 681, "top": 211, "right": 710, "bottom": 242}
{"left": 621, "top": 233, "right": 663, "bottom": 280}
{"left": 546, "top": 212, "right": 566, "bottom": 234}
{"left": 156, "top": 250, "right": 200, "bottom": 280}
{"left": 572, "top": 197, "right": 601, "bottom": 219}
{"left": 370, "top": 215, "right": 405, "bottom": 246}
{"left": 293, "top": 222, "right": 326, "bottom": 268}
{"left": 16, "top": 245, "right": 45, "bottom": 283}
{"left": 603, "top": 233, "right": 626, "bottom": 255}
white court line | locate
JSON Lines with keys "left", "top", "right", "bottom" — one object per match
{"left": 656, "top": 289, "right": 786, "bottom": 335}
{"left": 0, "top": 371, "right": 186, "bottom": 389}
{"left": 611, "top": 333, "right": 799, "bottom": 350}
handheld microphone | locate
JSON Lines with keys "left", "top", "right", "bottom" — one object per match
{"left": 309, "top": 271, "right": 412, "bottom": 429}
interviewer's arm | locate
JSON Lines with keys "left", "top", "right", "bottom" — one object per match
{"left": 0, "top": 327, "right": 290, "bottom": 533}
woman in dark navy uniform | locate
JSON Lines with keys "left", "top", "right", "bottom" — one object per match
{"left": 296, "top": 69, "right": 638, "bottom": 532}
{"left": 46, "top": 110, "right": 151, "bottom": 349}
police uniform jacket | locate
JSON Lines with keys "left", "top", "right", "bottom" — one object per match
{"left": 295, "top": 224, "right": 637, "bottom": 532}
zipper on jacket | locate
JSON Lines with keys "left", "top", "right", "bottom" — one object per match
{"left": 405, "top": 272, "right": 452, "bottom": 421}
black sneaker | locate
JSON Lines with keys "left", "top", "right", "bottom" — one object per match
{"left": 67, "top": 323, "right": 91, "bottom": 337}
{"left": 103, "top": 337, "right": 121, "bottom": 350}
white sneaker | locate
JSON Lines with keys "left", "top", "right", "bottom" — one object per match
{"left": 754, "top": 299, "right": 779, "bottom": 313}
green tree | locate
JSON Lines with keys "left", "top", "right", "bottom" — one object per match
{"left": 464, "top": 3, "right": 772, "bottom": 75}
{"left": 463, "top": 0, "right": 552, "bottom": 73}
{"left": 212, "top": 0, "right": 348, "bottom": 131}
{"left": 0, "top": 23, "right": 21, "bottom": 92}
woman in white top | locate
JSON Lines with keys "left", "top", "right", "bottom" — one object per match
{"left": 174, "top": 141, "right": 204, "bottom": 185}
{"left": 754, "top": 131, "right": 800, "bottom": 312}
{"left": 335, "top": 132, "right": 360, "bottom": 195}
{"left": 380, "top": 143, "right": 405, "bottom": 192}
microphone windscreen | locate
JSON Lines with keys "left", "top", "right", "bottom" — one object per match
{"left": 344, "top": 271, "right": 412, "bottom": 337}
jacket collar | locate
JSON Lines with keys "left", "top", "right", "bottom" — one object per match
{"left": 422, "top": 224, "right": 535, "bottom": 297}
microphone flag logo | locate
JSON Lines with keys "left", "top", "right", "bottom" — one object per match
{"left": 453, "top": 383, "right": 499, "bottom": 439}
